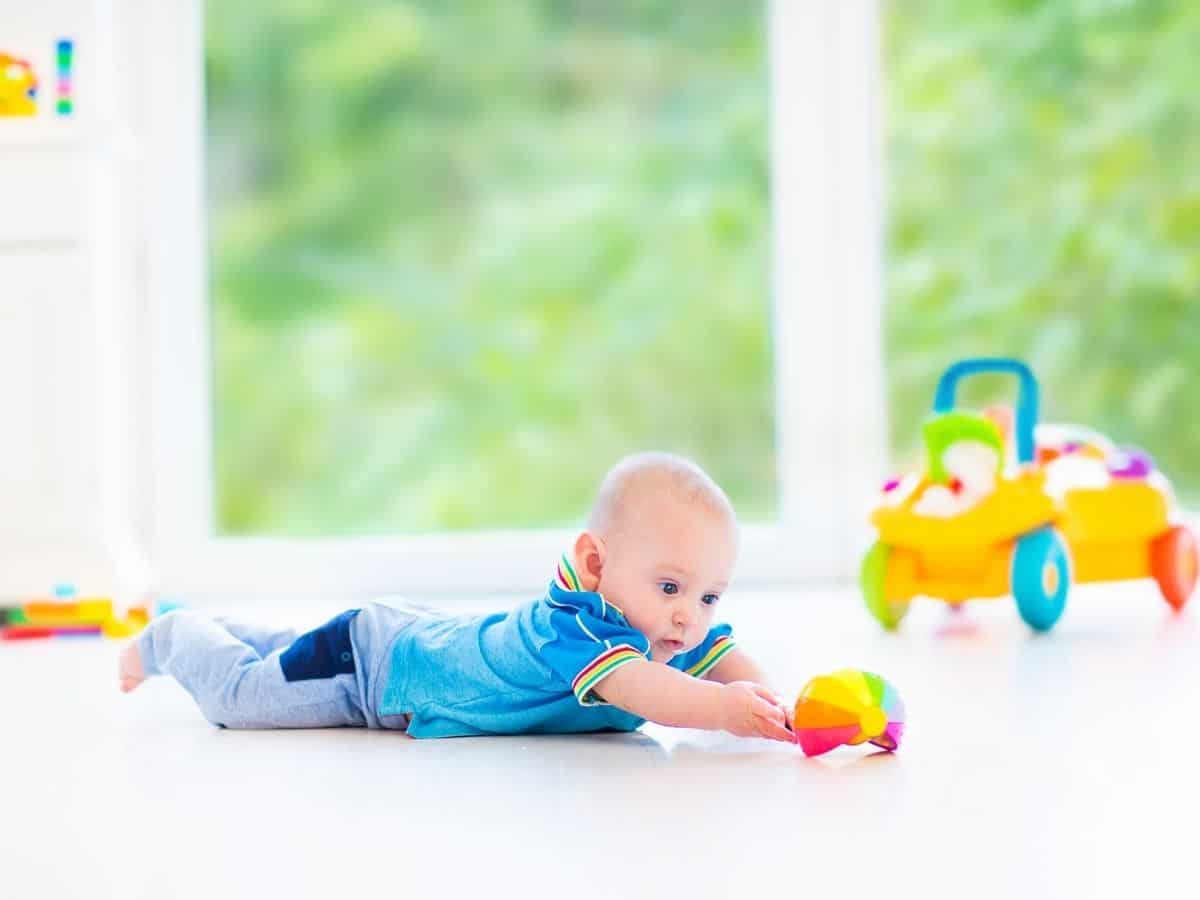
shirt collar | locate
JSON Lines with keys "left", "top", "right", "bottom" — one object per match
{"left": 551, "top": 553, "right": 628, "bottom": 621}
{"left": 554, "top": 553, "right": 584, "bottom": 592}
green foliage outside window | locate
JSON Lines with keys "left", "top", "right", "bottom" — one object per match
{"left": 207, "top": 1, "right": 773, "bottom": 535}
{"left": 885, "top": 1, "right": 1200, "bottom": 501}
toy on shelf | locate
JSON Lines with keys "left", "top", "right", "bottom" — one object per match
{"left": 2, "top": 624, "right": 102, "bottom": 640}
{"left": 0, "top": 51, "right": 38, "bottom": 117}
{"left": 0, "top": 585, "right": 151, "bottom": 641}
{"left": 792, "top": 669, "right": 905, "bottom": 757}
{"left": 864, "top": 357, "right": 1199, "bottom": 632}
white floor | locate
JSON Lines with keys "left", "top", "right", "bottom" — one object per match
{"left": 4, "top": 581, "right": 1198, "bottom": 900}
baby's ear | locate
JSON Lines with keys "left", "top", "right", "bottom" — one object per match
{"left": 573, "top": 531, "right": 605, "bottom": 592}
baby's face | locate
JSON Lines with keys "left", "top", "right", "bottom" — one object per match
{"left": 595, "top": 499, "right": 738, "bottom": 662}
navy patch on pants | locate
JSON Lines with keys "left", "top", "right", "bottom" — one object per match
{"left": 280, "top": 609, "right": 361, "bottom": 682}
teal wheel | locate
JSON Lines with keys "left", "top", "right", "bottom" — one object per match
{"left": 862, "top": 541, "right": 911, "bottom": 630}
{"left": 1010, "top": 527, "right": 1072, "bottom": 632}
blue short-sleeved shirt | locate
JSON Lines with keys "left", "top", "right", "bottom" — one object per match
{"left": 378, "top": 556, "right": 736, "bottom": 738}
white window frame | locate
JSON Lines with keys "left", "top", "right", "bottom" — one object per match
{"left": 139, "top": 1, "right": 886, "bottom": 602}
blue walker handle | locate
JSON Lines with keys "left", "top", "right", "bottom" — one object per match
{"left": 932, "top": 358, "right": 1039, "bottom": 465}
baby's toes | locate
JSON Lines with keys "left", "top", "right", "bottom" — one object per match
{"left": 117, "top": 643, "right": 146, "bottom": 691}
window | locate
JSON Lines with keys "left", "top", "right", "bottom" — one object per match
{"left": 884, "top": 3, "right": 1200, "bottom": 500}
{"left": 205, "top": 2, "right": 774, "bottom": 537}
{"left": 145, "top": 2, "right": 883, "bottom": 598}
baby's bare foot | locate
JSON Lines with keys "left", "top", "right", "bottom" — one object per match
{"left": 119, "top": 641, "right": 146, "bottom": 693}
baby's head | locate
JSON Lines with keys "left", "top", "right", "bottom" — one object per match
{"left": 572, "top": 452, "right": 739, "bottom": 662}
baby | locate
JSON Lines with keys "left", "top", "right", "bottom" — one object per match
{"left": 120, "top": 452, "right": 793, "bottom": 742}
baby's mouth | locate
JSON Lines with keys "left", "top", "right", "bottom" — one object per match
{"left": 660, "top": 639, "right": 685, "bottom": 653}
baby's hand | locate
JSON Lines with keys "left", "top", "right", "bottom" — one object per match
{"left": 719, "top": 681, "right": 794, "bottom": 743}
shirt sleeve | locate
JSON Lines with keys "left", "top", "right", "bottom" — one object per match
{"left": 668, "top": 623, "right": 735, "bottom": 678}
{"left": 539, "top": 598, "right": 650, "bottom": 706}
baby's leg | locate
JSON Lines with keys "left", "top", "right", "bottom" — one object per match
{"left": 212, "top": 617, "right": 300, "bottom": 659}
{"left": 132, "top": 610, "right": 366, "bottom": 729}
{"left": 120, "top": 616, "right": 295, "bottom": 693}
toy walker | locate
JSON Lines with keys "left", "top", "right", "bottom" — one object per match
{"left": 863, "top": 357, "right": 1198, "bottom": 632}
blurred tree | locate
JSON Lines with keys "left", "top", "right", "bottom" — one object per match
{"left": 206, "top": 1, "right": 773, "bottom": 535}
{"left": 885, "top": 0, "right": 1200, "bottom": 502}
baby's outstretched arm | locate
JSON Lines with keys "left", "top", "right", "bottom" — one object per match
{"left": 595, "top": 660, "right": 792, "bottom": 742}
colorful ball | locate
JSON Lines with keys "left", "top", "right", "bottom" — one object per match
{"left": 792, "top": 669, "right": 905, "bottom": 757}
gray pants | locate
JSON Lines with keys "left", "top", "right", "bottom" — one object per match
{"left": 137, "top": 604, "right": 418, "bottom": 730}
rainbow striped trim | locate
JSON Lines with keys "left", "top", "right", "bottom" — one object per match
{"left": 555, "top": 555, "right": 583, "bottom": 592}
{"left": 551, "top": 554, "right": 628, "bottom": 619}
{"left": 572, "top": 644, "right": 645, "bottom": 705}
{"left": 684, "top": 635, "right": 735, "bottom": 678}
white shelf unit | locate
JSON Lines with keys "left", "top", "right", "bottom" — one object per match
{"left": 0, "top": 0, "right": 151, "bottom": 600}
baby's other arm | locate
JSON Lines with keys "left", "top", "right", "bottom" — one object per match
{"left": 594, "top": 660, "right": 792, "bottom": 742}
{"left": 704, "top": 646, "right": 768, "bottom": 685}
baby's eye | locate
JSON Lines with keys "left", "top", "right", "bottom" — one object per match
{"left": 659, "top": 582, "right": 679, "bottom": 596}
{"left": 701, "top": 594, "right": 720, "bottom": 606}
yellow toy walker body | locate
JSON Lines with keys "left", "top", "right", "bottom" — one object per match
{"left": 863, "top": 358, "right": 1197, "bottom": 631}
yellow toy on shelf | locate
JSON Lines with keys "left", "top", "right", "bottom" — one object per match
{"left": 864, "top": 358, "right": 1198, "bottom": 632}
{"left": 0, "top": 51, "right": 38, "bottom": 117}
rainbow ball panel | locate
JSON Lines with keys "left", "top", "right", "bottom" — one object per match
{"left": 792, "top": 669, "right": 905, "bottom": 757}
